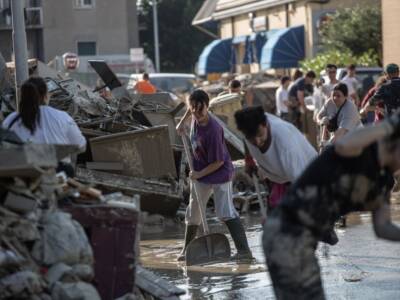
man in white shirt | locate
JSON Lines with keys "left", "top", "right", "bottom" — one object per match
{"left": 341, "top": 64, "right": 359, "bottom": 106}
{"left": 235, "top": 106, "right": 338, "bottom": 245}
{"left": 234, "top": 106, "right": 317, "bottom": 206}
{"left": 275, "top": 76, "right": 290, "bottom": 121}
{"left": 322, "top": 64, "right": 339, "bottom": 102}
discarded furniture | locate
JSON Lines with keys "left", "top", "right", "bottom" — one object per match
{"left": 90, "top": 126, "right": 177, "bottom": 179}
{"left": 76, "top": 168, "right": 182, "bottom": 217}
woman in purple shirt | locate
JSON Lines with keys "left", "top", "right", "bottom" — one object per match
{"left": 176, "top": 89, "right": 253, "bottom": 261}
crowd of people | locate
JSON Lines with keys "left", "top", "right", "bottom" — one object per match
{"left": 3, "top": 62, "right": 400, "bottom": 300}
{"left": 175, "top": 63, "right": 400, "bottom": 299}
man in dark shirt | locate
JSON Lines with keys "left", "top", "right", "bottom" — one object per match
{"left": 369, "top": 63, "right": 400, "bottom": 116}
{"left": 288, "top": 70, "right": 316, "bottom": 130}
{"left": 263, "top": 114, "right": 400, "bottom": 299}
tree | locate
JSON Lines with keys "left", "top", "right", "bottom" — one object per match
{"left": 319, "top": 5, "right": 382, "bottom": 60}
{"left": 138, "top": 0, "right": 213, "bottom": 73}
{"left": 300, "top": 49, "right": 380, "bottom": 75}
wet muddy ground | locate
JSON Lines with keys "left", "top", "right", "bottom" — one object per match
{"left": 140, "top": 196, "right": 400, "bottom": 300}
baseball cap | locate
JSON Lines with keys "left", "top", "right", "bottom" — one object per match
{"left": 385, "top": 63, "right": 399, "bottom": 74}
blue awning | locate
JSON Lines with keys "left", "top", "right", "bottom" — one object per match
{"left": 244, "top": 32, "right": 267, "bottom": 64}
{"left": 197, "top": 38, "right": 235, "bottom": 76}
{"left": 260, "top": 25, "right": 305, "bottom": 69}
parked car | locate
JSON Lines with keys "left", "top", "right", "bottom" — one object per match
{"left": 321, "top": 67, "right": 383, "bottom": 99}
{"left": 127, "top": 73, "right": 196, "bottom": 94}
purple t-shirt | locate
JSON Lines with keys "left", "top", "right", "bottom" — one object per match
{"left": 190, "top": 114, "right": 234, "bottom": 184}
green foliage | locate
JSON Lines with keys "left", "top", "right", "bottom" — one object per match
{"left": 139, "top": 0, "right": 212, "bottom": 73}
{"left": 319, "top": 5, "right": 382, "bottom": 58}
{"left": 300, "top": 49, "right": 380, "bottom": 75}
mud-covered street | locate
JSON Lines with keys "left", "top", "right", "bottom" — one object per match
{"left": 140, "top": 196, "right": 400, "bottom": 300}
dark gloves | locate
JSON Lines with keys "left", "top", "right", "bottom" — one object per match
{"left": 244, "top": 154, "right": 258, "bottom": 177}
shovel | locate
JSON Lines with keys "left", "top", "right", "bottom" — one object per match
{"left": 252, "top": 175, "right": 267, "bottom": 219}
{"left": 182, "top": 135, "right": 231, "bottom": 266}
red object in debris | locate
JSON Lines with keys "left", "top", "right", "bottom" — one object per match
{"left": 63, "top": 203, "right": 140, "bottom": 300}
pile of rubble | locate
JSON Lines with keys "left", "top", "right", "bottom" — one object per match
{"left": 0, "top": 141, "right": 101, "bottom": 299}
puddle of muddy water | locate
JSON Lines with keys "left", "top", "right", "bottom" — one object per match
{"left": 140, "top": 198, "right": 400, "bottom": 299}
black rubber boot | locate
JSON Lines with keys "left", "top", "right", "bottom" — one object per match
{"left": 224, "top": 218, "right": 254, "bottom": 261}
{"left": 177, "top": 224, "right": 198, "bottom": 261}
{"left": 320, "top": 228, "right": 339, "bottom": 246}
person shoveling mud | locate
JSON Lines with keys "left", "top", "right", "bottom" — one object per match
{"left": 176, "top": 89, "right": 253, "bottom": 263}
{"left": 263, "top": 113, "right": 400, "bottom": 299}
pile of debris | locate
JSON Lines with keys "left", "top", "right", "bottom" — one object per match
{"left": 0, "top": 141, "right": 101, "bottom": 299}
{"left": 0, "top": 57, "right": 189, "bottom": 299}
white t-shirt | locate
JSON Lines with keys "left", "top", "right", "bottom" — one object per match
{"left": 312, "top": 87, "right": 325, "bottom": 119}
{"left": 321, "top": 81, "right": 339, "bottom": 100}
{"left": 341, "top": 75, "right": 358, "bottom": 96}
{"left": 246, "top": 113, "right": 317, "bottom": 184}
{"left": 275, "top": 86, "right": 289, "bottom": 115}
{"left": 2, "top": 106, "right": 86, "bottom": 151}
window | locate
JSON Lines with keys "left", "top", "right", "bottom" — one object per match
{"left": 77, "top": 41, "right": 96, "bottom": 56}
{"left": 73, "top": 0, "right": 94, "bottom": 9}
{"left": 0, "top": 0, "right": 10, "bottom": 10}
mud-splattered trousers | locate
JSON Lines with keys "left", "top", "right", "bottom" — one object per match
{"left": 263, "top": 210, "right": 326, "bottom": 300}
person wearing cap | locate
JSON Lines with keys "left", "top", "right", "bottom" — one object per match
{"left": 365, "top": 63, "right": 400, "bottom": 116}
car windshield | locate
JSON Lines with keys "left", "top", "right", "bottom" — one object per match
{"left": 149, "top": 77, "right": 195, "bottom": 93}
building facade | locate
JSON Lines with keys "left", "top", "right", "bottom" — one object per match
{"left": 0, "top": 0, "right": 139, "bottom": 63}
{"left": 382, "top": 0, "right": 400, "bottom": 67}
{"left": 194, "top": 0, "right": 379, "bottom": 75}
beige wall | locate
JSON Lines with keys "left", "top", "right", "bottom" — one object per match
{"left": 42, "top": 0, "right": 139, "bottom": 62}
{"left": 220, "top": 18, "right": 233, "bottom": 38}
{"left": 233, "top": 14, "right": 252, "bottom": 36}
{"left": 382, "top": 0, "right": 400, "bottom": 66}
{"left": 267, "top": 6, "right": 286, "bottom": 29}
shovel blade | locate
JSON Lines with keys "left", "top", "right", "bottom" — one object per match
{"left": 185, "top": 233, "right": 231, "bottom": 266}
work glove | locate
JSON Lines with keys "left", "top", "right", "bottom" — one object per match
{"left": 244, "top": 155, "right": 258, "bottom": 177}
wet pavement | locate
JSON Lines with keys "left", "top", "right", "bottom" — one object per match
{"left": 140, "top": 196, "right": 400, "bottom": 299}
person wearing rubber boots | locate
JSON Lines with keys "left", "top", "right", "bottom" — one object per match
{"left": 176, "top": 89, "right": 253, "bottom": 262}
{"left": 263, "top": 114, "right": 400, "bottom": 300}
